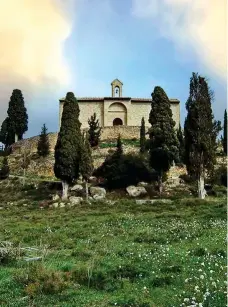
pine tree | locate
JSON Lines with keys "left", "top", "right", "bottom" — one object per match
{"left": 222, "top": 109, "right": 227, "bottom": 155}
{"left": 88, "top": 113, "right": 101, "bottom": 147}
{"left": 184, "top": 73, "right": 221, "bottom": 199}
{"left": 80, "top": 132, "right": 93, "bottom": 200}
{"left": 7, "top": 89, "right": 28, "bottom": 142}
{"left": 54, "top": 92, "right": 82, "bottom": 200}
{"left": 177, "top": 124, "right": 185, "bottom": 163}
{"left": 140, "top": 117, "right": 146, "bottom": 154}
{"left": 37, "top": 124, "right": 50, "bottom": 157}
{"left": 149, "top": 86, "right": 179, "bottom": 193}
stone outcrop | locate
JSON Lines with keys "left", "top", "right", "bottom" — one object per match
{"left": 126, "top": 186, "right": 147, "bottom": 197}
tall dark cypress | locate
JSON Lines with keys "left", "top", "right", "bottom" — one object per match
{"left": 37, "top": 124, "right": 50, "bottom": 157}
{"left": 149, "top": 86, "right": 179, "bottom": 193}
{"left": 80, "top": 133, "right": 93, "bottom": 200}
{"left": 177, "top": 124, "right": 185, "bottom": 163}
{"left": 184, "top": 73, "right": 221, "bottom": 198}
{"left": 140, "top": 117, "right": 146, "bottom": 154}
{"left": 54, "top": 92, "right": 82, "bottom": 199}
{"left": 7, "top": 89, "right": 28, "bottom": 142}
{"left": 222, "top": 109, "right": 227, "bottom": 155}
{"left": 0, "top": 117, "right": 14, "bottom": 148}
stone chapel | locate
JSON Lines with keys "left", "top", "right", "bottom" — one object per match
{"left": 59, "top": 79, "right": 180, "bottom": 131}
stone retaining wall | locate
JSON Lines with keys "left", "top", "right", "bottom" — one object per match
{"left": 10, "top": 126, "right": 149, "bottom": 154}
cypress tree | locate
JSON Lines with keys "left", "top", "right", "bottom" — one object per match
{"left": 149, "top": 86, "right": 179, "bottom": 193}
{"left": 88, "top": 113, "right": 101, "bottom": 147}
{"left": 177, "top": 124, "right": 185, "bottom": 163}
{"left": 0, "top": 157, "right": 10, "bottom": 179}
{"left": 116, "top": 134, "right": 123, "bottom": 156}
{"left": 54, "top": 92, "right": 82, "bottom": 199}
{"left": 80, "top": 132, "right": 93, "bottom": 200}
{"left": 0, "top": 117, "right": 14, "bottom": 148}
{"left": 140, "top": 117, "right": 146, "bottom": 154}
{"left": 222, "top": 109, "right": 227, "bottom": 155}
{"left": 7, "top": 89, "right": 28, "bottom": 142}
{"left": 37, "top": 124, "right": 50, "bottom": 157}
{"left": 184, "top": 73, "right": 221, "bottom": 199}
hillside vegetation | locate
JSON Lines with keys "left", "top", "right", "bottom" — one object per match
{"left": 0, "top": 178, "right": 226, "bottom": 307}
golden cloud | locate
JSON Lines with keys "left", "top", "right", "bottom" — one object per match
{"left": 131, "top": 0, "right": 227, "bottom": 80}
{"left": 0, "top": 0, "right": 72, "bottom": 86}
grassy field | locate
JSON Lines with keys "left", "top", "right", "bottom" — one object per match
{"left": 0, "top": 180, "right": 227, "bottom": 307}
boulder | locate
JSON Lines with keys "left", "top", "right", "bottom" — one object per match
{"left": 70, "top": 184, "right": 83, "bottom": 192}
{"left": 59, "top": 203, "right": 65, "bottom": 208}
{"left": 88, "top": 176, "right": 97, "bottom": 184}
{"left": 52, "top": 194, "right": 60, "bottom": 201}
{"left": 90, "top": 187, "right": 106, "bottom": 197}
{"left": 137, "top": 182, "right": 149, "bottom": 187}
{"left": 93, "top": 194, "right": 105, "bottom": 201}
{"left": 126, "top": 186, "right": 147, "bottom": 197}
{"left": 52, "top": 202, "right": 59, "bottom": 208}
{"left": 69, "top": 196, "right": 83, "bottom": 205}
{"left": 136, "top": 199, "right": 173, "bottom": 205}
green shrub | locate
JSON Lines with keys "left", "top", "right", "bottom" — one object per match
{"left": 0, "top": 241, "right": 20, "bottom": 264}
{"left": 211, "top": 185, "right": 227, "bottom": 197}
{"left": 93, "top": 153, "right": 157, "bottom": 189}
{"left": 16, "top": 263, "right": 70, "bottom": 297}
{"left": 189, "top": 247, "right": 207, "bottom": 257}
{"left": 210, "top": 165, "right": 227, "bottom": 187}
{"left": 0, "top": 157, "right": 10, "bottom": 180}
{"left": 149, "top": 275, "right": 173, "bottom": 287}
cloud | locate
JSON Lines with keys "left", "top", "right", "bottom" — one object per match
{"left": 0, "top": 0, "right": 74, "bottom": 125}
{"left": 131, "top": 0, "right": 227, "bottom": 81}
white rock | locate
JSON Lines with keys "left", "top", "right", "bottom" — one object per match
{"left": 106, "top": 200, "right": 116, "bottom": 205}
{"left": 69, "top": 196, "right": 83, "bottom": 205}
{"left": 52, "top": 194, "right": 60, "bottom": 201}
{"left": 59, "top": 203, "right": 65, "bottom": 208}
{"left": 23, "top": 204, "right": 27, "bottom": 207}
{"left": 136, "top": 199, "right": 173, "bottom": 205}
{"left": 52, "top": 202, "right": 59, "bottom": 208}
{"left": 70, "top": 184, "right": 83, "bottom": 192}
{"left": 93, "top": 194, "right": 105, "bottom": 201}
{"left": 137, "top": 182, "right": 149, "bottom": 187}
{"left": 88, "top": 176, "right": 97, "bottom": 184}
{"left": 90, "top": 187, "right": 106, "bottom": 197}
{"left": 126, "top": 186, "right": 147, "bottom": 197}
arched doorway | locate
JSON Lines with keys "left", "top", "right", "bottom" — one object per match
{"left": 113, "top": 118, "right": 123, "bottom": 126}
{"left": 108, "top": 102, "right": 127, "bottom": 126}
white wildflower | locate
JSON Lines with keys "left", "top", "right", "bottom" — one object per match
{"left": 183, "top": 298, "right": 189, "bottom": 302}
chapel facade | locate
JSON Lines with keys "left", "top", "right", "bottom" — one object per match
{"left": 59, "top": 79, "right": 180, "bottom": 129}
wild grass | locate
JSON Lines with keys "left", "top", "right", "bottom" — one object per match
{"left": 0, "top": 179, "right": 226, "bottom": 306}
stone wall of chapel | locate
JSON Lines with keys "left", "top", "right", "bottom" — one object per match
{"left": 129, "top": 102, "right": 180, "bottom": 129}
{"left": 59, "top": 100, "right": 180, "bottom": 130}
{"left": 59, "top": 101, "right": 104, "bottom": 129}
{"left": 170, "top": 103, "right": 180, "bottom": 129}
{"left": 128, "top": 102, "right": 151, "bottom": 127}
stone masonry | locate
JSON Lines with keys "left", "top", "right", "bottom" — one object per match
{"left": 59, "top": 79, "right": 180, "bottom": 130}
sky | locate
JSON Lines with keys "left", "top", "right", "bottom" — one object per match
{"left": 0, "top": 0, "right": 226, "bottom": 138}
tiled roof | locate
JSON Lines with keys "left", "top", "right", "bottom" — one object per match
{"left": 59, "top": 97, "right": 180, "bottom": 103}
